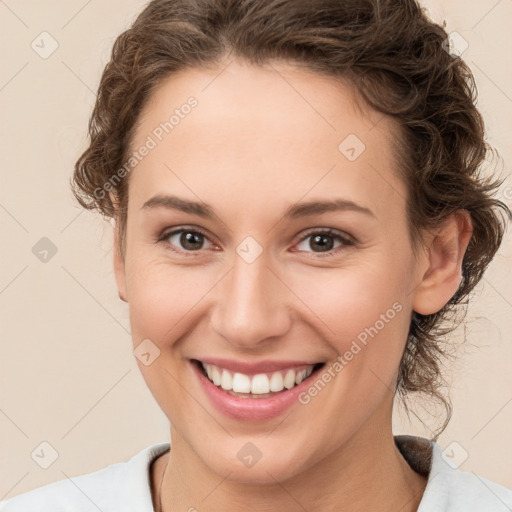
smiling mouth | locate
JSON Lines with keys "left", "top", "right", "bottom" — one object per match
{"left": 193, "top": 359, "right": 325, "bottom": 398}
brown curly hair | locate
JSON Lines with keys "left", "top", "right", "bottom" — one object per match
{"left": 71, "top": 0, "right": 511, "bottom": 437}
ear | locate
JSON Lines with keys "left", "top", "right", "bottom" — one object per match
{"left": 112, "top": 216, "right": 128, "bottom": 303}
{"left": 412, "top": 210, "right": 473, "bottom": 315}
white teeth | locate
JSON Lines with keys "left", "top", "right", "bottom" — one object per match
{"left": 211, "top": 366, "right": 222, "bottom": 386}
{"left": 202, "top": 361, "right": 318, "bottom": 395}
{"left": 283, "top": 369, "right": 296, "bottom": 389}
{"left": 232, "top": 372, "right": 251, "bottom": 393}
{"left": 251, "top": 374, "right": 270, "bottom": 394}
{"left": 269, "top": 371, "right": 284, "bottom": 392}
{"left": 220, "top": 369, "right": 233, "bottom": 390}
{"left": 295, "top": 369, "right": 307, "bottom": 385}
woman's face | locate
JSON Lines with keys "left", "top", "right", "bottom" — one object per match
{"left": 115, "top": 60, "right": 431, "bottom": 482}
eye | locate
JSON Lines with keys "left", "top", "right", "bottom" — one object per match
{"left": 293, "top": 228, "right": 354, "bottom": 256}
{"left": 159, "top": 227, "right": 214, "bottom": 253}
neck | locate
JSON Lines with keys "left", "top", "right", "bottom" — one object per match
{"left": 155, "top": 416, "right": 427, "bottom": 512}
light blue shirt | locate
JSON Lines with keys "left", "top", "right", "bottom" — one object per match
{"left": 1, "top": 436, "right": 511, "bottom": 511}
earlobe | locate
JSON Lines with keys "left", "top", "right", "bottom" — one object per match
{"left": 412, "top": 210, "right": 473, "bottom": 316}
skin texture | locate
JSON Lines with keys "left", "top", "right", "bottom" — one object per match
{"left": 113, "top": 59, "right": 472, "bottom": 511}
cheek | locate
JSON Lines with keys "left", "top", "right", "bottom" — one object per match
{"left": 290, "top": 256, "right": 411, "bottom": 340}
{"left": 285, "top": 253, "right": 414, "bottom": 392}
{"left": 124, "top": 255, "right": 215, "bottom": 346}
{"left": 124, "top": 258, "right": 210, "bottom": 411}
{"left": 290, "top": 264, "right": 412, "bottom": 437}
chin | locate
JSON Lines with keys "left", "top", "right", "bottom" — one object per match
{"left": 195, "top": 435, "right": 318, "bottom": 485}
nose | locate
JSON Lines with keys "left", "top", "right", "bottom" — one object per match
{"left": 209, "top": 252, "right": 292, "bottom": 349}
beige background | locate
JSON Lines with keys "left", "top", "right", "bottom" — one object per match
{"left": 1, "top": 0, "right": 511, "bottom": 500}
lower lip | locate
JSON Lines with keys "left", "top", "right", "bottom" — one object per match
{"left": 192, "top": 360, "right": 322, "bottom": 421}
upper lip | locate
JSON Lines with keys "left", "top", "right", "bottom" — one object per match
{"left": 194, "top": 357, "right": 323, "bottom": 375}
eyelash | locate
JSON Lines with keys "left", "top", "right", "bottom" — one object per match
{"left": 157, "top": 226, "right": 356, "bottom": 258}
{"left": 157, "top": 226, "right": 355, "bottom": 258}
{"left": 293, "top": 228, "right": 355, "bottom": 257}
{"left": 157, "top": 226, "right": 214, "bottom": 257}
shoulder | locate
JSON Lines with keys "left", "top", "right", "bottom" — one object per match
{"left": 0, "top": 443, "right": 170, "bottom": 512}
{"left": 423, "top": 442, "right": 512, "bottom": 512}
{"left": 396, "top": 435, "right": 512, "bottom": 512}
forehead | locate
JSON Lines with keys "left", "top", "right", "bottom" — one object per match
{"left": 128, "top": 60, "right": 407, "bottom": 222}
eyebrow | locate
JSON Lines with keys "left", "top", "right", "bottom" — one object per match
{"left": 141, "top": 194, "right": 375, "bottom": 219}
{"left": 142, "top": 195, "right": 214, "bottom": 217}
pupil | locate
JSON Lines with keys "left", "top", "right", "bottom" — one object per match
{"left": 181, "top": 232, "right": 203, "bottom": 250}
{"left": 311, "top": 234, "right": 333, "bottom": 252}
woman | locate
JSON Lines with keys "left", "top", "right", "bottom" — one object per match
{"left": 2, "top": 0, "right": 511, "bottom": 510}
